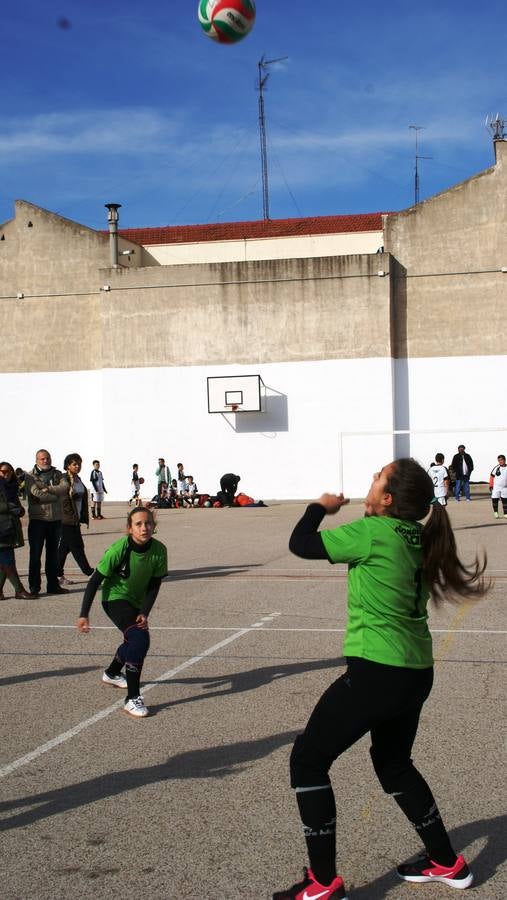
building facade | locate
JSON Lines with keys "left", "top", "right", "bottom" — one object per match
{"left": 1, "top": 141, "right": 506, "bottom": 500}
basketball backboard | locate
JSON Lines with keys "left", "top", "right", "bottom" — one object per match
{"left": 207, "top": 374, "right": 264, "bottom": 413}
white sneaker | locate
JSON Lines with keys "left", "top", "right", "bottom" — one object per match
{"left": 124, "top": 696, "right": 149, "bottom": 718}
{"left": 102, "top": 671, "right": 127, "bottom": 689}
{"left": 58, "top": 576, "right": 75, "bottom": 585}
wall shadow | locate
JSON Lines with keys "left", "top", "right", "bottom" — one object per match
{"left": 232, "top": 389, "right": 289, "bottom": 434}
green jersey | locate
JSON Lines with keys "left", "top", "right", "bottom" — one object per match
{"left": 321, "top": 516, "right": 432, "bottom": 669}
{"left": 97, "top": 536, "right": 167, "bottom": 610}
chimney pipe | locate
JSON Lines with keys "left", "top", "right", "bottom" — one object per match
{"left": 105, "top": 203, "right": 121, "bottom": 268}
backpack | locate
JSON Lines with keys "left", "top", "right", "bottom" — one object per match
{"left": 235, "top": 493, "right": 255, "bottom": 506}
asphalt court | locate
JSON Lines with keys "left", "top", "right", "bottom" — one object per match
{"left": 0, "top": 498, "right": 505, "bottom": 899}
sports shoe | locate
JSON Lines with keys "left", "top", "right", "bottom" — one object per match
{"left": 102, "top": 671, "right": 127, "bottom": 689}
{"left": 123, "top": 696, "right": 149, "bottom": 718}
{"left": 273, "top": 867, "right": 347, "bottom": 899}
{"left": 58, "top": 576, "right": 75, "bottom": 585}
{"left": 494, "top": 511, "right": 499, "bottom": 518}
{"left": 397, "top": 854, "right": 473, "bottom": 889}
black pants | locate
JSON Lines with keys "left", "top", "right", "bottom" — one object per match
{"left": 291, "top": 656, "right": 433, "bottom": 788}
{"left": 57, "top": 524, "right": 93, "bottom": 577}
{"left": 28, "top": 519, "right": 61, "bottom": 593}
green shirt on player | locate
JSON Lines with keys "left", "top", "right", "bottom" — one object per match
{"left": 321, "top": 516, "right": 433, "bottom": 669}
{"left": 97, "top": 536, "right": 168, "bottom": 609}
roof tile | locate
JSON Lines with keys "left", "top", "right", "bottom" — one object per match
{"left": 118, "top": 213, "right": 387, "bottom": 246}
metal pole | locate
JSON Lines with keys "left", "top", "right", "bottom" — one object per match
{"left": 105, "top": 203, "right": 121, "bottom": 268}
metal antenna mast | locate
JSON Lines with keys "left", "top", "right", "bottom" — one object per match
{"left": 257, "top": 54, "right": 288, "bottom": 221}
{"left": 486, "top": 113, "right": 506, "bottom": 141}
{"left": 409, "top": 125, "right": 432, "bottom": 205}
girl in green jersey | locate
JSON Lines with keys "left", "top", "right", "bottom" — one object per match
{"left": 77, "top": 507, "right": 167, "bottom": 718}
{"left": 273, "top": 458, "right": 489, "bottom": 900}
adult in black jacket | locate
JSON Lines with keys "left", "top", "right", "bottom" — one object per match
{"left": 219, "top": 473, "right": 241, "bottom": 506}
{"left": 451, "top": 445, "right": 474, "bottom": 501}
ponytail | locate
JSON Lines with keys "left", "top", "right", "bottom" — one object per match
{"left": 422, "top": 502, "right": 490, "bottom": 605}
{"left": 386, "top": 458, "right": 490, "bottom": 605}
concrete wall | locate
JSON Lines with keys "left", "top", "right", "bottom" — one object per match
{"left": 1, "top": 146, "right": 507, "bottom": 499}
{"left": 385, "top": 140, "right": 507, "bottom": 358}
{"left": 1, "top": 251, "right": 392, "bottom": 372}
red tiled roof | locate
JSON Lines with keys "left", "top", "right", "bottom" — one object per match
{"left": 118, "top": 213, "right": 387, "bottom": 246}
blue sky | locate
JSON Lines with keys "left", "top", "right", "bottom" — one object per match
{"left": 2, "top": 0, "right": 506, "bottom": 230}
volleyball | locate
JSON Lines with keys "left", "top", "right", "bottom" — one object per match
{"left": 204, "top": 500, "right": 212, "bottom": 507}
{"left": 198, "top": 0, "right": 256, "bottom": 44}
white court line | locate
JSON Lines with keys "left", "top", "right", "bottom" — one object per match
{"left": 0, "top": 624, "right": 506, "bottom": 635}
{"left": 0, "top": 614, "right": 278, "bottom": 780}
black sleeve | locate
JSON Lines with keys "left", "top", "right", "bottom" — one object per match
{"left": 141, "top": 576, "right": 162, "bottom": 617}
{"left": 289, "top": 503, "right": 332, "bottom": 560}
{"left": 79, "top": 569, "right": 105, "bottom": 618}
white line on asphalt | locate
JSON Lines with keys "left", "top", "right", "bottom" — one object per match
{"left": 0, "top": 617, "right": 280, "bottom": 780}
{"left": 0, "top": 624, "right": 506, "bottom": 635}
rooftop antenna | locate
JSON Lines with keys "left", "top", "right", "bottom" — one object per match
{"left": 485, "top": 113, "right": 506, "bottom": 141}
{"left": 257, "top": 54, "right": 288, "bottom": 221}
{"left": 409, "top": 125, "right": 432, "bottom": 205}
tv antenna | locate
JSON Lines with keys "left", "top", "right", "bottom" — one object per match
{"left": 257, "top": 54, "right": 288, "bottom": 221}
{"left": 409, "top": 125, "right": 432, "bottom": 205}
{"left": 485, "top": 113, "right": 506, "bottom": 141}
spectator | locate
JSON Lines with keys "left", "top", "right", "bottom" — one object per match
{"left": 130, "top": 464, "right": 140, "bottom": 506}
{"left": 490, "top": 454, "right": 507, "bottom": 518}
{"left": 156, "top": 458, "right": 171, "bottom": 496}
{"left": 450, "top": 445, "right": 473, "bottom": 501}
{"left": 90, "top": 459, "right": 107, "bottom": 520}
{"left": 0, "top": 462, "right": 34, "bottom": 599}
{"left": 151, "top": 482, "right": 172, "bottom": 509}
{"left": 15, "top": 467, "right": 26, "bottom": 500}
{"left": 176, "top": 463, "right": 186, "bottom": 493}
{"left": 427, "top": 453, "right": 449, "bottom": 506}
{"left": 24, "top": 449, "right": 69, "bottom": 596}
{"left": 57, "top": 453, "right": 94, "bottom": 585}
{"left": 219, "top": 473, "right": 241, "bottom": 506}
{"left": 182, "top": 475, "right": 198, "bottom": 507}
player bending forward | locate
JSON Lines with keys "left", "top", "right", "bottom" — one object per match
{"left": 76, "top": 507, "right": 167, "bottom": 718}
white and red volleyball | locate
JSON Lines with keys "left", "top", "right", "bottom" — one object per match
{"left": 198, "top": 0, "right": 256, "bottom": 44}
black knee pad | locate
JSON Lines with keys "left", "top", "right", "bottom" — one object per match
{"left": 125, "top": 625, "right": 150, "bottom": 666}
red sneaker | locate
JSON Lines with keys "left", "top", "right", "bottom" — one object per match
{"left": 397, "top": 854, "right": 473, "bottom": 889}
{"left": 273, "top": 867, "right": 347, "bottom": 899}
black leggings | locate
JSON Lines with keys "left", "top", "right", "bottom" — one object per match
{"left": 291, "top": 656, "right": 433, "bottom": 788}
{"left": 290, "top": 657, "right": 457, "bottom": 879}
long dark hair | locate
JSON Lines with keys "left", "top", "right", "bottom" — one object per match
{"left": 385, "top": 458, "right": 490, "bottom": 605}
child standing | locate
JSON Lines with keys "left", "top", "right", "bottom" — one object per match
{"left": 130, "top": 464, "right": 140, "bottom": 506}
{"left": 273, "top": 458, "right": 488, "bottom": 899}
{"left": 76, "top": 507, "right": 167, "bottom": 718}
{"left": 427, "top": 453, "right": 449, "bottom": 506}
{"left": 90, "top": 460, "right": 107, "bottom": 519}
{"left": 490, "top": 454, "right": 507, "bottom": 518}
